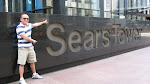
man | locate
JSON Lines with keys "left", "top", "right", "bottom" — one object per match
{"left": 16, "top": 14, "right": 48, "bottom": 84}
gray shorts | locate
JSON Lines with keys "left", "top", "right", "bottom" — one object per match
{"left": 17, "top": 46, "right": 37, "bottom": 65}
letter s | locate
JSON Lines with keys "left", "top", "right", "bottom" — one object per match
{"left": 102, "top": 29, "right": 110, "bottom": 47}
{"left": 46, "top": 23, "right": 66, "bottom": 56}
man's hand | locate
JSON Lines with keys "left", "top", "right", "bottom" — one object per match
{"left": 32, "top": 39, "right": 37, "bottom": 44}
{"left": 20, "top": 33, "right": 37, "bottom": 44}
{"left": 33, "top": 20, "right": 48, "bottom": 28}
{"left": 43, "top": 20, "right": 48, "bottom": 24}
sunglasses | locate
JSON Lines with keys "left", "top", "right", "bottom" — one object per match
{"left": 23, "top": 18, "right": 29, "bottom": 20}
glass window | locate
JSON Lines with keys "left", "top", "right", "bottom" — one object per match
{"left": 91, "top": 0, "right": 100, "bottom": 10}
{"left": 78, "top": 9, "right": 85, "bottom": 16}
{"left": 112, "top": 0, "right": 119, "bottom": 10}
{"left": 8, "top": 0, "right": 12, "bottom": 12}
{"left": 104, "top": 0, "right": 111, "bottom": 11}
{"left": 132, "top": 15, "right": 137, "bottom": 20}
{"left": 112, "top": 13, "right": 119, "bottom": 18}
{"left": 85, "top": 9, "right": 91, "bottom": 16}
{"left": 78, "top": 0, "right": 90, "bottom": 9}
{"left": 65, "top": 0, "right": 77, "bottom": 7}
{"left": 142, "top": 17, "right": 146, "bottom": 21}
{"left": 142, "top": 0, "right": 147, "bottom": 7}
{"left": 132, "top": 0, "right": 136, "bottom": 8}
{"left": 119, "top": 0, "right": 125, "bottom": 13}
{"left": 66, "top": 0, "right": 100, "bottom": 17}
{"left": 104, "top": 12, "right": 111, "bottom": 18}
{"left": 119, "top": 14, "right": 125, "bottom": 19}
{"left": 15, "top": 0, "right": 23, "bottom": 12}
{"left": 119, "top": 0, "right": 124, "bottom": 9}
{"left": 127, "top": 14, "right": 132, "bottom": 19}
{"left": 127, "top": 0, "right": 132, "bottom": 8}
{"left": 1, "top": 0, "right": 9, "bottom": 12}
{"left": 137, "top": 16, "right": 141, "bottom": 20}
{"left": 0, "top": 0, "right": 2, "bottom": 12}
{"left": 36, "top": 0, "right": 42, "bottom": 9}
{"left": 46, "top": 0, "right": 53, "bottom": 7}
{"left": 5, "top": 0, "right": 8, "bottom": 12}
{"left": 137, "top": 0, "right": 141, "bottom": 7}
{"left": 112, "top": 0, "right": 119, "bottom": 12}
{"left": 147, "top": 0, "right": 150, "bottom": 7}
{"left": 147, "top": 10, "right": 150, "bottom": 14}
{"left": 91, "top": 10, "right": 100, "bottom": 17}
{"left": 85, "top": 0, "right": 90, "bottom": 3}
{"left": 26, "top": 0, "right": 32, "bottom": 11}
{"left": 66, "top": 8, "right": 77, "bottom": 16}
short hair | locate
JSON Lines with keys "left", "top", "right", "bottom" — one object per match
{"left": 21, "top": 14, "right": 28, "bottom": 18}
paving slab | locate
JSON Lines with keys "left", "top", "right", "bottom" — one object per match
{"left": 9, "top": 46, "right": 150, "bottom": 84}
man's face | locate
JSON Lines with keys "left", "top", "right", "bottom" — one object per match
{"left": 20, "top": 14, "right": 29, "bottom": 26}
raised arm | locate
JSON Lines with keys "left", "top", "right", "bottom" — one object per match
{"left": 32, "top": 20, "right": 48, "bottom": 28}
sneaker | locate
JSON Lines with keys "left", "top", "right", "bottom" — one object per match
{"left": 19, "top": 79, "right": 27, "bottom": 84}
{"left": 32, "top": 73, "right": 43, "bottom": 79}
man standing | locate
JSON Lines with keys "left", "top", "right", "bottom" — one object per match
{"left": 16, "top": 14, "right": 48, "bottom": 84}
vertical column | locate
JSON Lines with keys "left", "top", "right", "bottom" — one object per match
{"left": 53, "top": 0, "right": 66, "bottom": 15}
{"left": 23, "top": 0, "right": 26, "bottom": 12}
{"left": 100, "top": 0, "right": 104, "bottom": 18}
{"left": 31, "top": 0, "right": 35, "bottom": 13}
{"left": 2, "top": 0, "right": 5, "bottom": 12}
{"left": 0, "top": 0, "right": 2, "bottom": 12}
{"left": 124, "top": 0, "right": 128, "bottom": 18}
{"left": 15, "top": 0, "right": 19, "bottom": 12}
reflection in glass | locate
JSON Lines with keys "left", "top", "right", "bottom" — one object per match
{"left": 1, "top": 0, "right": 150, "bottom": 20}
{"left": 132, "top": 0, "right": 136, "bottom": 8}
{"left": 132, "top": 15, "right": 137, "bottom": 20}
{"left": 127, "top": 15, "right": 132, "bottom": 19}
{"left": 137, "top": 0, "right": 141, "bottom": 7}
{"left": 65, "top": 0, "right": 100, "bottom": 17}
{"left": 46, "top": 0, "right": 53, "bottom": 7}
{"left": 0, "top": 0, "right": 2, "bottom": 12}
{"left": 112, "top": 0, "right": 119, "bottom": 11}
{"left": 119, "top": 0, "right": 124, "bottom": 13}
{"left": 66, "top": 8, "right": 77, "bottom": 16}
{"left": 112, "top": 13, "right": 119, "bottom": 18}
{"left": 137, "top": 16, "right": 141, "bottom": 20}
{"left": 91, "top": 10, "right": 100, "bottom": 17}
{"left": 85, "top": 9, "right": 91, "bottom": 16}
{"left": 78, "top": 9, "right": 85, "bottom": 16}
{"left": 16, "top": 0, "right": 23, "bottom": 12}
{"left": 104, "top": 12, "right": 111, "bottom": 18}
{"left": 12, "top": 0, "right": 15, "bottom": 12}
{"left": 5, "top": 0, "right": 8, "bottom": 12}
{"left": 147, "top": 0, "right": 150, "bottom": 7}
{"left": 65, "top": 0, "right": 77, "bottom": 7}
{"left": 119, "top": 14, "right": 125, "bottom": 19}
{"left": 127, "top": 0, "right": 132, "bottom": 8}
{"left": 91, "top": 0, "right": 100, "bottom": 10}
{"left": 104, "top": 0, "right": 111, "bottom": 11}
{"left": 142, "top": 0, "right": 147, "bottom": 7}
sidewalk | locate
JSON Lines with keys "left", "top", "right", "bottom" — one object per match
{"left": 9, "top": 46, "right": 150, "bottom": 84}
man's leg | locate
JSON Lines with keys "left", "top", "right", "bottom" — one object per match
{"left": 18, "top": 47, "right": 28, "bottom": 84}
{"left": 30, "top": 63, "right": 43, "bottom": 79}
{"left": 19, "top": 65, "right": 27, "bottom": 84}
{"left": 28, "top": 47, "right": 43, "bottom": 79}
{"left": 19, "top": 65, "right": 24, "bottom": 78}
{"left": 30, "top": 63, "right": 36, "bottom": 73}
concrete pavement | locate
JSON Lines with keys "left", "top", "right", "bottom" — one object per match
{"left": 9, "top": 46, "right": 150, "bottom": 84}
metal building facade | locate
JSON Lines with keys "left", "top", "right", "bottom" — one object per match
{"left": 0, "top": 0, "right": 150, "bottom": 20}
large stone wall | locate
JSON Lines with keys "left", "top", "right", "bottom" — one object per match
{"left": 0, "top": 12, "right": 150, "bottom": 83}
